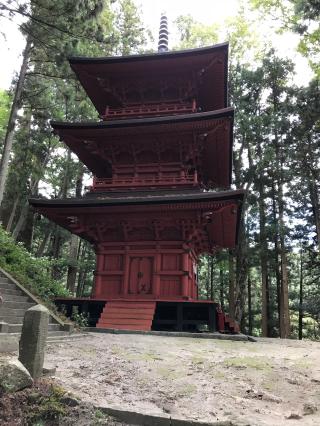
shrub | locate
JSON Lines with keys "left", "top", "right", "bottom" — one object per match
{"left": 0, "top": 227, "right": 70, "bottom": 303}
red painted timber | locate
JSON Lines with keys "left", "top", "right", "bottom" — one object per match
{"left": 102, "top": 307, "right": 155, "bottom": 314}
{"left": 97, "top": 301, "right": 156, "bottom": 331}
{"left": 100, "top": 312, "right": 155, "bottom": 320}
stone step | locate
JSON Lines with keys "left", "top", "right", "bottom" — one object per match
{"left": 0, "top": 282, "right": 13, "bottom": 289}
{"left": 2, "top": 301, "right": 35, "bottom": 310}
{"left": 47, "top": 333, "right": 88, "bottom": 343}
{"left": 46, "top": 330, "right": 71, "bottom": 337}
{"left": 0, "top": 315, "right": 24, "bottom": 324}
{"left": 0, "top": 308, "right": 26, "bottom": 317}
{"left": 7, "top": 323, "right": 23, "bottom": 333}
{"left": 0, "top": 316, "right": 60, "bottom": 328}
{"left": 48, "top": 324, "right": 62, "bottom": 331}
{"left": 0, "top": 276, "right": 10, "bottom": 282}
{"left": 7, "top": 324, "right": 64, "bottom": 334}
{"left": 0, "top": 271, "right": 71, "bottom": 337}
{"left": 1, "top": 294, "right": 30, "bottom": 302}
{"left": 0, "top": 287, "right": 25, "bottom": 296}
{"left": 2, "top": 317, "right": 60, "bottom": 329}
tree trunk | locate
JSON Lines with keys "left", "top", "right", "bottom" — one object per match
{"left": 36, "top": 226, "right": 52, "bottom": 257}
{"left": 11, "top": 178, "right": 39, "bottom": 240}
{"left": 272, "top": 183, "right": 282, "bottom": 336}
{"left": 19, "top": 208, "right": 35, "bottom": 249}
{"left": 298, "top": 245, "right": 303, "bottom": 340}
{"left": 76, "top": 242, "right": 86, "bottom": 297}
{"left": 5, "top": 197, "right": 19, "bottom": 232}
{"left": 61, "top": 148, "right": 71, "bottom": 198}
{"left": 258, "top": 179, "right": 269, "bottom": 337}
{"left": 234, "top": 195, "right": 249, "bottom": 325}
{"left": 50, "top": 224, "right": 62, "bottom": 279}
{"left": 278, "top": 177, "right": 290, "bottom": 338}
{"left": 219, "top": 260, "right": 224, "bottom": 310}
{"left": 228, "top": 251, "right": 235, "bottom": 319}
{"left": 308, "top": 177, "right": 320, "bottom": 254}
{"left": 206, "top": 256, "right": 210, "bottom": 299}
{"left": 247, "top": 274, "right": 253, "bottom": 336}
{"left": 66, "top": 234, "right": 80, "bottom": 294}
{"left": 66, "top": 160, "right": 83, "bottom": 293}
{"left": 51, "top": 148, "right": 72, "bottom": 278}
{"left": 75, "top": 162, "right": 85, "bottom": 197}
{"left": 210, "top": 256, "right": 214, "bottom": 300}
{"left": 0, "top": 36, "right": 32, "bottom": 212}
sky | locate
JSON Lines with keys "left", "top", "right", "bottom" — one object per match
{"left": 0, "top": 0, "right": 312, "bottom": 90}
{"left": 135, "top": 0, "right": 240, "bottom": 30}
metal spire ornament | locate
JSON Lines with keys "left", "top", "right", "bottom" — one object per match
{"left": 158, "top": 13, "right": 169, "bottom": 52}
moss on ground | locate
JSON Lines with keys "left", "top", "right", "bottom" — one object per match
{"left": 191, "top": 355, "right": 205, "bottom": 365}
{"left": 25, "top": 384, "right": 67, "bottom": 424}
{"left": 176, "top": 383, "right": 197, "bottom": 397}
{"left": 0, "top": 379, "right": 124, "bottom": 425}
{"left": 156, "top": 367, "right": 185, "bottom": 380}
{"left": 224, "top": 356, "right": 272, "bottom": 371}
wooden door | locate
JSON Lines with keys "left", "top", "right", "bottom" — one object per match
{"left": 129, "top": 256, "right": 153, "bottom": 295}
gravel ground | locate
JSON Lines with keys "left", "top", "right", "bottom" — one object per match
{"left": 45, "top": 333, "right": 320, "bottom": 425}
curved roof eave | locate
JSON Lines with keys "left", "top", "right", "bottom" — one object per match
{"left": 29, "top": 189, "right": 245, "bottom": 209}
{"left": 50, "top": 108, "right": 234, "bottom": 131}
{"left": 68, "top": 42, "right": 229, "bottom": 65}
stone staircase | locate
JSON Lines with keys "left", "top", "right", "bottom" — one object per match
{"left": 96, "top": 301, "right": 156, "bottom": 331}
{"left": 0, "top": 269, "right": 86, "bottom": 342}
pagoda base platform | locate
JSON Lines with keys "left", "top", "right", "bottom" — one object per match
{"left": 54, "top": 298, "right": 239, "bottom": 334}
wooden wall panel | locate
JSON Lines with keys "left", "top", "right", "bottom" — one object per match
{"left": 160, "top": 276, "right": 181, "bottom": 297}
{"left": 100, "top": 276, "right": 122, "bottom": 296}
{"left": 161, "top": 254, "right": 180, "bottom": 271}
{"left": 104, "top": 255, "right": 123, "bottom": 271}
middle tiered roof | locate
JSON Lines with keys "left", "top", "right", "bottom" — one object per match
{"left": 52, "top": 107, "right": 233, "bottom": 190}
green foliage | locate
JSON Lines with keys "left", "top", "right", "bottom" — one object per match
{"left": 250, "top": 0, "right": 320, "bottom": 76}
{"left": 0, "top": 227, "right": 69, "bottom": 301}
{"left": 71, "top": 306, "right": 89, "bottom": 328}
{"left": 174, "top": 15, "right": 219, "bottom": 49}
{"left": 0, "top": 90, "right": 11, "bottom": 147}
{"left": 113, "top": 0, "right": 148, "bottom": 54}
{"left": 25, "top": 384, "right": 66, "bottom": 424}
{"left": 95, "top": 409, "right": 106, "bottom": 419}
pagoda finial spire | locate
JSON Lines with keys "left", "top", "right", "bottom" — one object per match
{"left": 158, "top": 13, "right": 168, "bottom": 52}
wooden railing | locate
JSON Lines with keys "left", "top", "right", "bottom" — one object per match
{"left": 91, "top": 174, "right": 198, "bottom": 191}
{"left": 102, "top": 100, "right": 196, "bottom": 120}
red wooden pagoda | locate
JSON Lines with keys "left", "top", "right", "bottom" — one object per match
{"left": 30, "top": 17, "right": 244, "bottom": 333}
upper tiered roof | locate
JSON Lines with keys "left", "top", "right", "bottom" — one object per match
{"left": 69, "top": 43, "right": 228, "bottom": 118}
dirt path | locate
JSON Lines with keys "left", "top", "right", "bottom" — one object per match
{"left": 45, "top": 333, "right": 320, "bottom": 425}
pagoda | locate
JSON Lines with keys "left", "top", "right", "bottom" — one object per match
{"left": 30, "top": 16, "right": 244, "bottom": 333}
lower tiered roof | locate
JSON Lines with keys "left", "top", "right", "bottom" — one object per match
{"left": 30, "top": 189, "right": 245, "bottom": 254}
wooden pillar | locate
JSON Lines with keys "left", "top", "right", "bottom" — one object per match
{"left": 94, "top": 253, "right": 104, "bottom": 298}
{"left": 123, "top": 247, "right": 130, "bottom": 296}
{"left": 182, "top": 252, "right": 189, "bottom": 298}
{"left": 154, "top": 252, "right": 161, "bottom": 298}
